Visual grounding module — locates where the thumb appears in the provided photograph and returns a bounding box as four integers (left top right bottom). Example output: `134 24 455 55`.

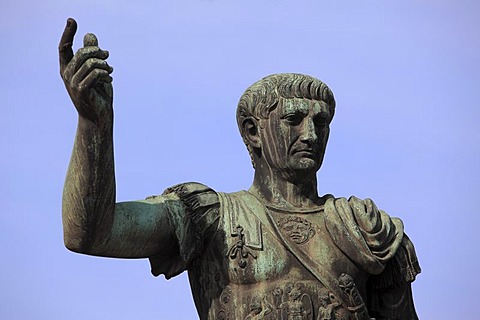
83 33 98 47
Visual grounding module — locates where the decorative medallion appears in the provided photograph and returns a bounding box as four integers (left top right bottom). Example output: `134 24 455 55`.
277 216 315 244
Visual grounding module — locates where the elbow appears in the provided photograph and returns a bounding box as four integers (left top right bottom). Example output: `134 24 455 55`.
62 208 93 254
62 224 94 254
63 233 87 254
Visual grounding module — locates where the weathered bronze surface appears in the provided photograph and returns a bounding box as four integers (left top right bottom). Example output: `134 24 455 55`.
59 18 420 320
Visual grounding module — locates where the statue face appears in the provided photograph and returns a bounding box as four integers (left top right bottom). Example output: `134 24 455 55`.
258 98 331 180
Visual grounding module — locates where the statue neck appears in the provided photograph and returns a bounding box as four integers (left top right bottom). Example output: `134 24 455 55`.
249 167 322 210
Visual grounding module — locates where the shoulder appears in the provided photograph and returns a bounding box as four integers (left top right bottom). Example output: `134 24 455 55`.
324 195 405 272
149 182 221 276
325 195 381 213
163 181 218 198
162 182 220 211
160 182 220 234
325 195 420 282
325 195 404 231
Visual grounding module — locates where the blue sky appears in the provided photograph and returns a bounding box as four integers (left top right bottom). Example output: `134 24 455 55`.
1 0 479 319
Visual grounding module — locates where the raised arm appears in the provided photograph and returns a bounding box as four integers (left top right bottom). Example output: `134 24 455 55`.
60 18 175 258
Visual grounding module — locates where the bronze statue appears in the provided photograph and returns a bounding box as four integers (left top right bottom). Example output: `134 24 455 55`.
59 18 420 319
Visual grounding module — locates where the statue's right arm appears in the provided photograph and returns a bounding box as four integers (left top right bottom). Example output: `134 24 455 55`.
59 18 176 259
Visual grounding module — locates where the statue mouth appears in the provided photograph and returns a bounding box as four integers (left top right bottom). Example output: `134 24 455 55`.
292 149 317 158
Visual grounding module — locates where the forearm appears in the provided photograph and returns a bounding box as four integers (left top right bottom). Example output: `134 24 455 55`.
62 114 116 254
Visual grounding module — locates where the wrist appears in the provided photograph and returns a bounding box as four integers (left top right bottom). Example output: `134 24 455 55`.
77 111 113 135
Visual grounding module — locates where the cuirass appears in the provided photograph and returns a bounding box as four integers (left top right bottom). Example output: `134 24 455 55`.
187 191 371 320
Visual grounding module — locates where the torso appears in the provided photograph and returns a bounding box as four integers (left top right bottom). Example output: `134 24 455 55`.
188 191 371 320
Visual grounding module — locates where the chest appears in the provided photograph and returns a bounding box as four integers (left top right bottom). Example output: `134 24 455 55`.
219 209 365 286
188 191 381 319
189 207 370 320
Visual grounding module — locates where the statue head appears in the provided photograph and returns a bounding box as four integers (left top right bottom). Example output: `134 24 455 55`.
236 73 336 176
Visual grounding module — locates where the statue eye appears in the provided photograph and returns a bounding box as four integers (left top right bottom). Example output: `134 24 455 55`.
314 115 328 127
283 113 303 125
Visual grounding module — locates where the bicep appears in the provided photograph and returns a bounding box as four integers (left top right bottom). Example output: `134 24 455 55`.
92 194 182 258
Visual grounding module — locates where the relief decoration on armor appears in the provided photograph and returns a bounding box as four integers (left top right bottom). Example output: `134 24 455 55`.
338 273 370 320
245 295 275 320
216 279 369 320
317 291 342 320
217 285 232 320
277 216 316 244
226 225 258 269
252 282 315 320
280 282 314 320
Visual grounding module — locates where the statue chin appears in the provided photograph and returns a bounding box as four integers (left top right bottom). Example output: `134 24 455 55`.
289 156 322 174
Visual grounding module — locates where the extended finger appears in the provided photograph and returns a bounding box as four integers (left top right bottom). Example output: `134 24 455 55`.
59 18 78 72
72 58 113 84
64 46 109 81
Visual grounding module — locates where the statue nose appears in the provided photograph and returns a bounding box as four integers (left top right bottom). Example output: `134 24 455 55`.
300 118 317 142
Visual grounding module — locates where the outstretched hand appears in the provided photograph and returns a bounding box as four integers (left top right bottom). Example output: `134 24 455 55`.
59 18 114 123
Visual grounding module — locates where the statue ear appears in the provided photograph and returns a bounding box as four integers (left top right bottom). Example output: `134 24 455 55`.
242 117 261 149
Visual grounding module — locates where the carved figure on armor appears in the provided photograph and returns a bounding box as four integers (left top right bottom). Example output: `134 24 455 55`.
317 291 341 320
244 295 274 320
279 283 313 320
337 274 369 320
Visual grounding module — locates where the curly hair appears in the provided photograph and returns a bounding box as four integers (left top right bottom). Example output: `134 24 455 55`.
236 73 336 167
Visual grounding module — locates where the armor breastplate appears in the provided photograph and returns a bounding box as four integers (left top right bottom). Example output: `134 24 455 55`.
188 191 371 320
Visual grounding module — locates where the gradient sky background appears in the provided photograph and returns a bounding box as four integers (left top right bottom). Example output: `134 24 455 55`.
1 0 479 319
